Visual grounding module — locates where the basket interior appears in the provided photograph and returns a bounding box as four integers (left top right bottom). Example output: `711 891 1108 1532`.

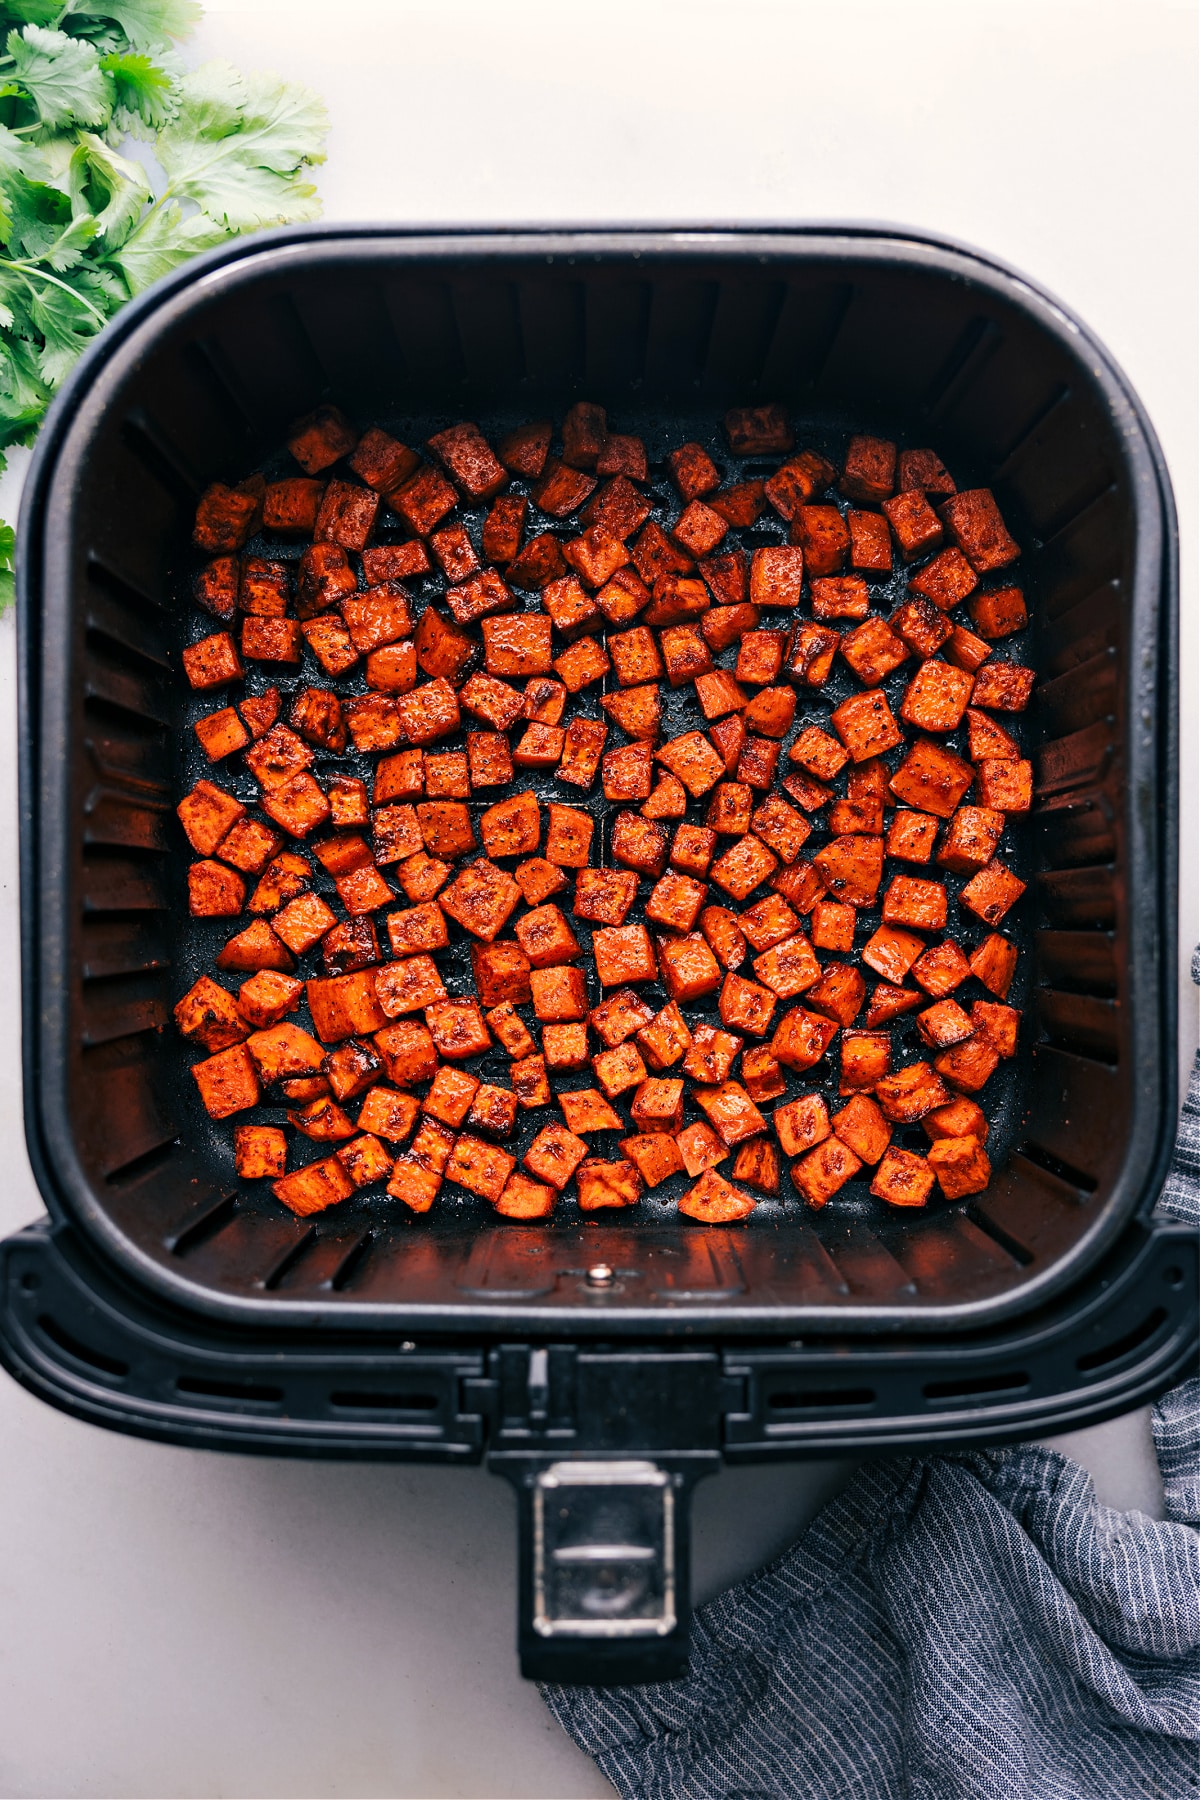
26 232 1172 1332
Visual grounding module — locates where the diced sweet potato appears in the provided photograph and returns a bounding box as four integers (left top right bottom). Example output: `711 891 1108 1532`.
971 662 1036 714
422 1065 481 1128
970 933 1019 1000
530 965 589 1022
889 739 974 818
946 626 995 675
937 805 1006 875
939 488 1019 573
574 1159 644 1211
926 1134 992 1198
192 482 261 555
792 1136 862 1209
676 1119 729 1177
874 1061 949 1122
372 803 427 867
416 800 475 860
609 625 663 690
740 1045 787 1103
615 1132 681 1189
182 631 243 691
735 631 786 688
739 893 800 953
539 1024 588 1072
187 859 245 918
314 479 379 553
897 449 956 497
337 1134 395 1189
839 435 895 506
557 717 608 789
673 500 728 561
917 999 976 1050
191 1042 261 1119
862 982 922 1027
810 900 856 953
373 955 448 1018
847 509 892 573
248 850 312 916
373 1019 439 1086
444 1133 515 1202
752 932 821 1001
710 834 778 903
723 402 793 456
790 505 849 576
678 1167 757 1223
882 489 942 561
263 478 326 538
749 545 805 609
959 860 1026 926
174 975 248 1052
830 691 903 763
884 810 937 866
464 730 513 791
805 963 866 1028
748 793 810 864
934 1034 1002 1094
595 435 648 480
695 671 748 724
643 774 688 821
322 918 381 979
589 922 657 991
899 660 975 734
372 754 423 808
719 971 777 1036
861 925 926 984
838 617 907 689
974 759 1033 815
707 782 752 838
831 1093 891 1165
216 921 294 974
742 688 797 741
881 874 947 932
698 906 746 973
324 1038 386 1103
871 1147 936 1207
573 868 639 926
912 939 973 999
383 902 451 961
907 545 978 611
969 585 1027 640
966 709 1021 762
839 1031 892 1093
709 714 748 776
557 1089 622 1137
603 741 655 804
234 1124 287 1181
610 811 668 879
422 755 471 801
498 419 552 479
439 859 521 942
307 971 389 1042
774 1092 832 1158
814 835 884 906
890 596 953 664
194 706 250 764
485 1004 537 1060
642 870 705 934
923 1096 989 1143
514 857 568 906
645 575 710 630
275 1156 355 1217
273 891 338 954
238 688 282 741
770 1005 838 1073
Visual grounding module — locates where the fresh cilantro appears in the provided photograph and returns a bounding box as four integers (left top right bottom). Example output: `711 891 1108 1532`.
0 0 329 610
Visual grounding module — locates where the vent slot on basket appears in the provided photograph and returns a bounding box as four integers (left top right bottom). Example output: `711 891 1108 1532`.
176 1375 284 1407
923 1370 1029 1402
37 1313 129 1380
1076 1308 1168 1374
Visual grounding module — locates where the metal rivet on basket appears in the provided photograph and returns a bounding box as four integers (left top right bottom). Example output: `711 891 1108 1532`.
586 1263 616 1288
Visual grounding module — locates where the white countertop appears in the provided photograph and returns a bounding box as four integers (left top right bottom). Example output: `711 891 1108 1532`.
0 3 1193 1794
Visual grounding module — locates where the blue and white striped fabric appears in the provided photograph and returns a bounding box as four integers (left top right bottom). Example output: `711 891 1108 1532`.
543 1061 1200 1800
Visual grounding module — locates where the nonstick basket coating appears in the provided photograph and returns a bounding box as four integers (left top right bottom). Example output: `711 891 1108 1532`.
17 227 1178 1337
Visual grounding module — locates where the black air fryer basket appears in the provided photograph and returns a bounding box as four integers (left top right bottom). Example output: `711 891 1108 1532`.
6 227 1193 1682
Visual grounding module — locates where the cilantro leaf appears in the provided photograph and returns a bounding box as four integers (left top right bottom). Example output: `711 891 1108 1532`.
0 518 15 613
6 25 112 130
68 0 204 51
68 133 150 244
156 60 326 229
103 194 229 295
100 48 178 134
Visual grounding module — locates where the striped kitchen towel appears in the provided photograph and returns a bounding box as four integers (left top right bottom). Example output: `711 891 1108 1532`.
542 1060 1200 1800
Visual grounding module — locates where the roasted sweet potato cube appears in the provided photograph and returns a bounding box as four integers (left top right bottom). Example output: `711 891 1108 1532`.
763 450 836 520
672 500 727 560
948 627 1001 676
831 1094 891 1166
306 971 389 1043
193 706 250 765
627 1079 683 1135
192 481 260 555
187 858 245 918
899 660 975 735
589 989 655 1051
912 939 973 999
643 774 688 821
774 1092 832 1158
645 572 711 627
694 671 749 725
464 731 513 792
606 626 661 691
602 684 662 742
699 905 747 972
840 435 895 506
970 999 1019 1057
573 869 638 927
923 1096 989 1143
889 740 974 819
936 805 1005 876
314 479 379 553
926 1134 992 1198
698 557 751 614
182 630 242 692
917 999 975 1050
882 810 936 867
603 815 662 884
558 401 607 472
285 404 356 476
489 1171 554 1218
270 891 336 954
367 1023 433 1091
722 1139 776 1200
806 578 867 628
862 982 922 1027
862 924 927 985
881 875 947 933
482 1004 535 1062
710 834 778 902
747 794 809 865
959 860 1026 926
968 584 1028 640
739 893 801 953
510 862 565 912
662 440 716 502
805 963 866 1029
476 612 551 681
514 903 581 970
498 419 552 479
735 1046 783 1105
833 618 905 689
742 688 797 741
321 918 379 980
384 1152 442 1212
531 458 598 518
809 900 856 954
889 595 953 662
341 585 413 658
425 421 507 503
830 691 903 764
563 526 632 590
745 545 803 611
174 975 248 1052
676 1120 728 1177
939 488 1019 573
636 1002 693 1072
592 924 658 990
722 402 792 456
655 933 720 1003
422 1065 481 1129
382 902 449 960
644 871 707 935
650 736 722 807
413 802 474 864
523 1121 588 1192
557 718 608 789
446 1133 517 1202
216 921 294 974
869 1147 935 1208
342 428 417 496
530 965 589 1022
589 1041 645 1101
322 1037 387 1104
970 933 1018 1000
538 1024 587 1073
838 1031 891 1094
247 850 311 916
664 827 713 883
828 792 883 837
366 804 421 870
508 533 568 597
966 710 1021 763
718 972 777 1037
232 1124 287 1182
602 742 654 805
882 488 942 561
788 506 848 577
677 1167 756 1223
971 663 1036 715
261 476 325 541
421 755 470 803
274 1155 355 1217
846 509 892 573
287 687 346 755
752 932 821 1001
238 688 282 741
191 1042 261 1120
245 1023 327 1087
387 463 458 538
595 434 648 481
770 1005 838 1073
334 1133 394 1189
583 472 652 541
908 545 978 611
708 714 748 776
792 1137 861 1209
613 1132 680 1190
973 761 1033 819
706 782 752 838
439 858 521 943
874 1061 949 1122
935 1036 1000 1087
814 835 884 906
539 574 597 642
733 631 784 689
896 449 955 497
559 1090 624 1136
420 997 490 1064
705 481 764 531
372 954 448 1018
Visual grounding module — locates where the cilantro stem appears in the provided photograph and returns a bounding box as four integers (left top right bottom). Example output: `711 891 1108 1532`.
0 258 108 324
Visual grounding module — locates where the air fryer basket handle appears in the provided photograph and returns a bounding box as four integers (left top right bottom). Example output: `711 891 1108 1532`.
489 1453 717 1684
